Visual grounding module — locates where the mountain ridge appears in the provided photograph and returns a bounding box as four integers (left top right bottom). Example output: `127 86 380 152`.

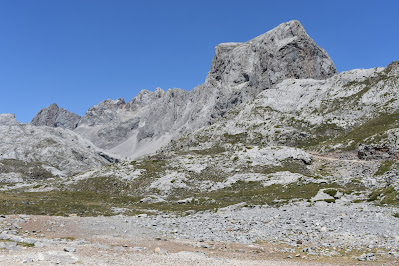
30 20 337 159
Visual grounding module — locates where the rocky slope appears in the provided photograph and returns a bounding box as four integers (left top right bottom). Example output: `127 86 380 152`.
20 58 395 217
0 114 114 182
169 60 399 153
32 20 337 159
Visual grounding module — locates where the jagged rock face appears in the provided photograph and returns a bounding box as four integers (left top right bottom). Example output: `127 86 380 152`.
78 99 126 127
0 114 19 126
31 103 81 130
77 89 166 128
205 20 337 90
126 88 165 111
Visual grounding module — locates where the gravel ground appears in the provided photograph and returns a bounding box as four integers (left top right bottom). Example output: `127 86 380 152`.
0 201 398 264
137 201 399 247
0 214 326 265
134 201 399 261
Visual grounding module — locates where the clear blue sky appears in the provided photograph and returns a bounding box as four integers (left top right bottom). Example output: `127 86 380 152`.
1 0 398 122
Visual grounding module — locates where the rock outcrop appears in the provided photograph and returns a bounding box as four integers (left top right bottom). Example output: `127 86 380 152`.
205 20 336 90
0 114 19 126
31 103 81 130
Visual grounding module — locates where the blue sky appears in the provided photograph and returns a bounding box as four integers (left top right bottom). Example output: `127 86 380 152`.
1 0 398 123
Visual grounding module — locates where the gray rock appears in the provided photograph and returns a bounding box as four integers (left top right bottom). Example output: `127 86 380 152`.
34 242 46 248
358 144 392 160
64 246 76 252
5 241 19 250
357 253 376 261
31 103 81 130
177 198 192 204
21 238 36 245
38 251 79 263
130 246 147 252
0 114 19 126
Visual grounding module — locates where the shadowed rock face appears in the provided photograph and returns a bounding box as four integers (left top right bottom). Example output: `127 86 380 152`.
31 20 337 159
31 103 81 130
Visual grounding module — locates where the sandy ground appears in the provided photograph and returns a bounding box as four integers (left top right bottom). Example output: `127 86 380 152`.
0 215 394 265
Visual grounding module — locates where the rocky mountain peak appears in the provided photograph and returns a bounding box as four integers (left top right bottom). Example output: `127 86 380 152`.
31 103 81 130
386 60 399 75
77 98 126 127
256 20 307 41
126 88 165 111
205 20 337 92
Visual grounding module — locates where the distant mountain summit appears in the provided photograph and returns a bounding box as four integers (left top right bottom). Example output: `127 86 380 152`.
30 20 336 159
31 103 81 130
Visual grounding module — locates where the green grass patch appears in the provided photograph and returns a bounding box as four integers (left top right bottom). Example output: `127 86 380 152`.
69 176 130 195
375 160 396 176
326 113 399 151
0 159 55 180
0 191 142 217
367 186 399 205
323 189 338 197
132 158 166 176
286 120 344 149
60 237 76 241
191 145 226 155
17 242 34 248
223 132 248 144
199 181 359 207
253 159 312 176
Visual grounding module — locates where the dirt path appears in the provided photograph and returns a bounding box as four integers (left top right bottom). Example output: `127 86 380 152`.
309 152 368 164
